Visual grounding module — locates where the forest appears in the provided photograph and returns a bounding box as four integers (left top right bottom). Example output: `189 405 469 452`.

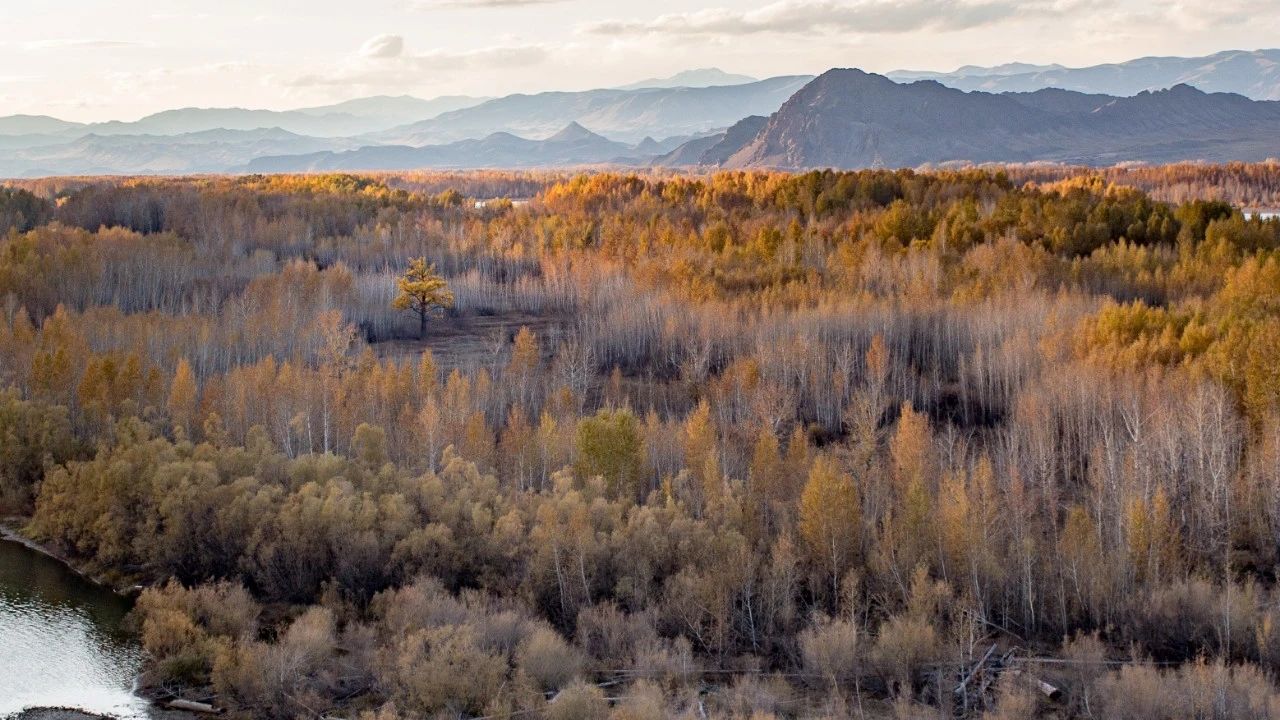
2 163 1280 719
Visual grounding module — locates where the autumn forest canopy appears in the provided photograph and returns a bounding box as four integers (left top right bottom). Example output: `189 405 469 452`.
4 164 1280 719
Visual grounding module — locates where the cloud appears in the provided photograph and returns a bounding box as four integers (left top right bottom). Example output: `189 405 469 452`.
360 34 405 58
286 40 550 89
580 0 1083 37
402 44 549 72
407 0 566 8
101 62 262 97
23 38 147 50
149 12 211 21
1166 0 1277 28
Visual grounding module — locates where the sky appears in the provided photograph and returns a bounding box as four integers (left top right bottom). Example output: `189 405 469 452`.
1 0 1277 122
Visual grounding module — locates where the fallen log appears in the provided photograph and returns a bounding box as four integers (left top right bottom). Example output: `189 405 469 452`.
167 699 224 715
954 643 998 695
1006 669 1063 701
1032 675 1063 700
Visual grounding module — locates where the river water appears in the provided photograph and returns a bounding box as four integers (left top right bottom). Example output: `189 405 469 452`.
0 537 150 719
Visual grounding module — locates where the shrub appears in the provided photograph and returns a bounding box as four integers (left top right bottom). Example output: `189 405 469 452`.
133 580 260 685
609 680 668 720
630 636 698 689
1130 578 1259 662
1096 660 1280 720
799 614 862 688
518 624 585 691
383 624 508 715
576 603 658 667
547 680 609 720
872 614 938 695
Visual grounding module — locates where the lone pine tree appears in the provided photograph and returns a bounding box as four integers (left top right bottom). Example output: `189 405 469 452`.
392 257 454 339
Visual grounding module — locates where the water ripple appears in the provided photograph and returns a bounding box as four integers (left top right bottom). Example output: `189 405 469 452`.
0 539 150 719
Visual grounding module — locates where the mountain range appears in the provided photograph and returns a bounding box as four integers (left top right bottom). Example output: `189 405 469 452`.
367 75 812 145
244 122 640 173
618 68 759 91
704 70 1280 169
888 49 1280 101
2 52 1280 176
0 73 805 176
0 129 365 177
0 96 490 146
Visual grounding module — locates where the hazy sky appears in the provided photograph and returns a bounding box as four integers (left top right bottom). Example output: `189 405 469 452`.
2 0 1276 122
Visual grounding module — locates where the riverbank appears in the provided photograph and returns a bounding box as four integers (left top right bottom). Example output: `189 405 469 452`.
5 706 199 720
0 524 195 720
8 708 117 720
0 519 141 597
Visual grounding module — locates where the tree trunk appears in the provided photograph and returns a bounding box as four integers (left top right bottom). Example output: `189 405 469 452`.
418 308 427 339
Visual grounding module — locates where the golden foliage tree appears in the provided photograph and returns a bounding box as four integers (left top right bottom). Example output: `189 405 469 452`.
683 399 720 511
167 357 198 438
391 257 454 339
575 407 643 500
799 455 860 603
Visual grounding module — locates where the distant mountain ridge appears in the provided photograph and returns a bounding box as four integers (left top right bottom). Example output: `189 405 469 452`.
0 128 364 177
243 122 636 173
618 68 759 90
889 49 1280 100
0 76 802 147
0 115 85 136
690 69 1280 169
292 95 486 123
0 96 489 142
0 76 811 176
369 75 814 145
4 52 1280 177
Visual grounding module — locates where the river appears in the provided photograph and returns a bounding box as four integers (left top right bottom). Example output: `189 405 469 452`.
0 536 150 719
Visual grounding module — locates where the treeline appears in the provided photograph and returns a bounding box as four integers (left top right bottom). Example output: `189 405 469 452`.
1005 161 1280 208
3 168 1280 718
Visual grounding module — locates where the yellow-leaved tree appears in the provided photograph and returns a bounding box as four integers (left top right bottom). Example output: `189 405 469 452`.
575 407 643 501
392 258 454 339
166 357 198 439
799 455 860 605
